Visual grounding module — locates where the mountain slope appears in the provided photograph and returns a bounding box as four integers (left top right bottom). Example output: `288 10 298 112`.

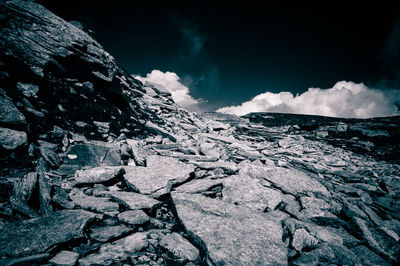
0 1 399 265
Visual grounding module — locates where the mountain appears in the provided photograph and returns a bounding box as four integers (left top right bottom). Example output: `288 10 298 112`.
0 1 399 265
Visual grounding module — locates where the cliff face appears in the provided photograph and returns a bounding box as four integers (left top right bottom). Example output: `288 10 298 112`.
0 0 183 176
0 1 399 265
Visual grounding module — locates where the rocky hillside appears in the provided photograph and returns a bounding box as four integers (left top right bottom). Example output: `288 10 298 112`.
0 1 399 265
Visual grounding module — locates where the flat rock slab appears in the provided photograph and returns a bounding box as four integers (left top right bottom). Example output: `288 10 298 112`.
69 189 119 213
190 160 237 174
173 177 222 194
74 166 125 186
222 174 283 211
101 191 161 210
240 162 329 196
90 225 132 242
118 210 150 226
0 210 96 257
79 232 148 265
63 143 121 168
123 155 194 196
172 193 287 265
49 250 80 266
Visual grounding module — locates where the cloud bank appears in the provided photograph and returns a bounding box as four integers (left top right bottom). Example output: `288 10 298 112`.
135 70 203 112
217 81 400 118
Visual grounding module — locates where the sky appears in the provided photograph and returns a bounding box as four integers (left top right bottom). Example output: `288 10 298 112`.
40 0 400 117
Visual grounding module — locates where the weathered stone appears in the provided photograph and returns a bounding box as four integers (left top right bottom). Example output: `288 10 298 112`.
39 147 61 168
16 82 39 97
12 172 37 202
199 142 221 158
0 95 25 125
0 210 96 257
353 216 400 262
49 250 80 266
52 186 75 209
190 160 237 174
0 128 27 150
172 193 287 265
38 172 52 216
160 233 200 263
74 166 125 186
350 245 390 266
9 196 39 218
78 232 148 265
69 189 119 213
118 210 150 225
291 243 358 265
222 174 283 211
240 161 329 196
63 143 121 168
123 155 194 196
291 228 319 252
173 178 222 194
90 225 132 242
145 121 176 142
100 191 161 210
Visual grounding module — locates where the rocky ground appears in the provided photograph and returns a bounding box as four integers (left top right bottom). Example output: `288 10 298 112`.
0 1 399 265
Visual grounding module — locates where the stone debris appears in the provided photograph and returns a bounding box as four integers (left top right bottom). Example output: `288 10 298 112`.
0 1 399 265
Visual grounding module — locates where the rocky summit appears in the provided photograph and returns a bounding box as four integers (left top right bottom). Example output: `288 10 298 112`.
0 1 399 265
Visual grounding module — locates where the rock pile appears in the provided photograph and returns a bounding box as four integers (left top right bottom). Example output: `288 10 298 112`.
0 1 399 265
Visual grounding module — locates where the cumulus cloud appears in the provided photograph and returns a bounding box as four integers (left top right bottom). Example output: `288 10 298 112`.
135 70 203 112
217 81 400 118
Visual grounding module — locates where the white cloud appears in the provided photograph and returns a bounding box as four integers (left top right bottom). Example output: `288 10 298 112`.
135 70 202 112
217 81 400 118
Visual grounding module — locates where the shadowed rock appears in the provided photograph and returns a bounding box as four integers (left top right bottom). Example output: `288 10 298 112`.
0 210 96 257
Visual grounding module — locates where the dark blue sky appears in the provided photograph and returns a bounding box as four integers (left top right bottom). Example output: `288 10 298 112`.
40 0 400 110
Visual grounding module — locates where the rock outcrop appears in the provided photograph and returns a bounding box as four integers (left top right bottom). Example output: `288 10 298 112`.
0 1 399 265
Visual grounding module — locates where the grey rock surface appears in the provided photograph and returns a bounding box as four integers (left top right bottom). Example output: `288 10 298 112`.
0 210 96 257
